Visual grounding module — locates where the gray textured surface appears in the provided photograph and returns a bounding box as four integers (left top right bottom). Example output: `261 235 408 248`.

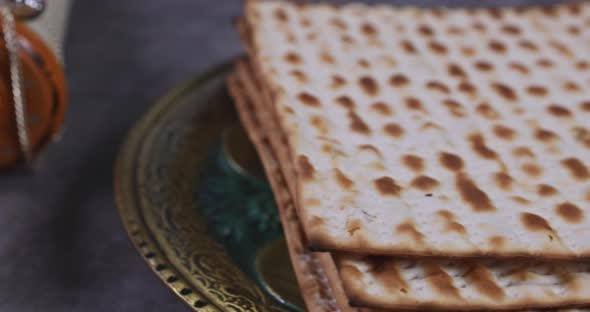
0 0 565 311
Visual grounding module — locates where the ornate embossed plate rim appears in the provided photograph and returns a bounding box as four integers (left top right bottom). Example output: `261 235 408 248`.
114 62 287 312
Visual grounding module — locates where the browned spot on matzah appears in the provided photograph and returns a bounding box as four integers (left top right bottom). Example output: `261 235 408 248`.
502 24 521 35
447 26 464 35
358 59 370 68
537 184 558 196
274 8 288 21
494 172 513 190
286 32 296 43
359 144 382 157
513 146 535 158
522 163 543 177
537 58 554 68
305 197 321 207
542 6 558 16
396 222 424 243
489 235 506 248
400 40 417 54
348 111 371 135
361 22 377 36
577 61 590 71
411 175 439 191
463 264 505 300
586 189 590 202
389 74 409 87
284 106 295 115
368 257 409 292
429 40 447 54
458 81 477 95
568 3 582 14
335 95 355 109
468 133 497 159
446 221 467 234
477 103 500 120
405 97 425 111
491 83 518 101
420 122 443 131
310 115 328 135
321 144 333 154
310 216 326 226
489 40 507 53
284 52 302 64
384 123 404 138
487 8 503 19
403 155 424 173
289 70 307 83
331 75 346 89
509 62 529 74
418 24 434 36
300 17 311 27
437 210 455 219
521 212 552 231
346 218 363 236
472 22 486 32
512 196 531 205
341 35 355 44
430 8 445 18
550 41 573 57
556 202 584 224
579 101 590 112
526 85 548 96
331 18 347 30
305 32 317 41
456 173 495 212
563 81 581 93
461 46 475 57
568 25 581 35
439 152 464 172
519 40 538 51
371 102 392 116
359 76 379 96
425 264 461 299
320 52 335 65
475 61 494 72
447 63 467 78
561 157 590 180
334 169 354 190
535 128 559 142
426 81 450 94
297 155 315 180
493 125 517 140
547 105 572 117
374 177 402 196
443 99 466 118
298 92 320 107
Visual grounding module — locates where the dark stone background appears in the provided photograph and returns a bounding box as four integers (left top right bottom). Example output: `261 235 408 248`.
0 0 563 311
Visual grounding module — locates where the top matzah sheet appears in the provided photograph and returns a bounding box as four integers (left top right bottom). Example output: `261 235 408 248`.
230 59 590 312
244 0 590 258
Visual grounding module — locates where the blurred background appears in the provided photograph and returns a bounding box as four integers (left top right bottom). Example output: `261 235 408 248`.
0 0 564 311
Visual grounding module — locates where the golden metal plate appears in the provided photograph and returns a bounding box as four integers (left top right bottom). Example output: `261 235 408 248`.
115 63 303 311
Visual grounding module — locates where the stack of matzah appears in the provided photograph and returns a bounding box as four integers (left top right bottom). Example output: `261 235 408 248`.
227 1 590 311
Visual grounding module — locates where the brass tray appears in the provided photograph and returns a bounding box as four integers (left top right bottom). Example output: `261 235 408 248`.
115 62 304 312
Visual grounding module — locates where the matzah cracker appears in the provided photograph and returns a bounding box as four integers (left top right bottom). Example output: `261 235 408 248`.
230 58 590 312
244 0 590 258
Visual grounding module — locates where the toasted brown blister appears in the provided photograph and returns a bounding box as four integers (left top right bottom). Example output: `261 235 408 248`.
242 0 590 258
230 57 590 312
